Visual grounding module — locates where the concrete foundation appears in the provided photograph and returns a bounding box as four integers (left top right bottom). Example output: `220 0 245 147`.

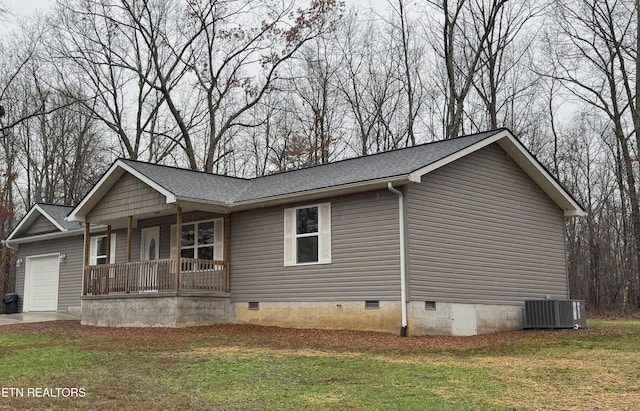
80 296 522 335
81 294 232 327
408 301 522 336
234 301 402 333
67 306 81 317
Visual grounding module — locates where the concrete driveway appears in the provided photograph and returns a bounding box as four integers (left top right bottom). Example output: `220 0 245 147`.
0 312 80 326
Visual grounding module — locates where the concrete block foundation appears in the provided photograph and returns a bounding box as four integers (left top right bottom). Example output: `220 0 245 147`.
81 294 232 327
80 296 523 336
234 301 402 333
408 301 522 336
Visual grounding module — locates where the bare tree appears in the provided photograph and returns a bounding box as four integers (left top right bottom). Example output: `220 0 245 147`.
425 0 509 138
471 0 543 132
543 0 640 310
386 0 425 146
334 7 409 155
183 0 342 172
52 0 181 162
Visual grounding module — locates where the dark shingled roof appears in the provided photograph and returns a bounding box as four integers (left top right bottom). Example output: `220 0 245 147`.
119 129 503 204
120 160 251 205
236 130 500 202
37 203 82 231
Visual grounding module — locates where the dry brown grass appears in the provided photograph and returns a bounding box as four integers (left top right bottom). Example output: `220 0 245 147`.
1 319 638 410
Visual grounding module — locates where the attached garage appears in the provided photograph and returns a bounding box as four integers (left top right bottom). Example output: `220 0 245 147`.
24 254 60 312
5 204 86 315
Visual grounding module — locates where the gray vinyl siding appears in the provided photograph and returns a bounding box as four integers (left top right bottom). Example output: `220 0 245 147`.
230 189 400 302
23 215 59 236
406 143 568 306
15 234 84 313
87 173 171 222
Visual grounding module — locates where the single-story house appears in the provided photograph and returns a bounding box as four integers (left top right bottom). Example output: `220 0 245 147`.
4 129 586 335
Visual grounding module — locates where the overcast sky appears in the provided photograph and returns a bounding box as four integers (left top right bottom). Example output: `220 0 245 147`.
1 0 392 36
6 0 388 17
5 0 55 17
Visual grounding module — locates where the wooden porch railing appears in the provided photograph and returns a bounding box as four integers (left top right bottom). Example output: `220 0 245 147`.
83 258 229 295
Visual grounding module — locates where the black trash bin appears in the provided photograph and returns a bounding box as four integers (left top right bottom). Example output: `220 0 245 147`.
2 293 19 314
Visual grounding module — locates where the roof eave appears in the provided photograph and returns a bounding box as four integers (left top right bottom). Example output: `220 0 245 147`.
4 229 83 244
494 133 587 218
5 204 67 241
229 176 412 211
176 197 232 214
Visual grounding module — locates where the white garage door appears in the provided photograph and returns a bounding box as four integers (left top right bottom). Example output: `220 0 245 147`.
25 255 60 312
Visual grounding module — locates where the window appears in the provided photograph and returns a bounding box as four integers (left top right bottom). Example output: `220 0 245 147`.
284 203 331 266
171 219 223 261
89 234 116 265
296 207 318 263
365 300 380 309
181 221 214 260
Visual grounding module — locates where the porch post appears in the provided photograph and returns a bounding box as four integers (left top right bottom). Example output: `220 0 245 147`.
84 223 90 267
127 216 133 262
175 206 182 291
83 222 90 295
105 225 111 293
224 214 231 293
126 216 132 293
106 225 112 265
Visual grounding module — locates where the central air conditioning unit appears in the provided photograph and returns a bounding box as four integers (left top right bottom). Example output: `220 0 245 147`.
523 299 586 329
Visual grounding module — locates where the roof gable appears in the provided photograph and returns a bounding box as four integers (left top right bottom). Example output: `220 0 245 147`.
6 203 81 241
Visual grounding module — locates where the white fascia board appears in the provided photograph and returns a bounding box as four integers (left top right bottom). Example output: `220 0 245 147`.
175 198 231 214
67 160 177 222
408 130 508 181
229 176 411 211
496 134 587 217
6 206 43 241
3 229 83 244
4 224 111 245
66 161 124 222
5 204 66 241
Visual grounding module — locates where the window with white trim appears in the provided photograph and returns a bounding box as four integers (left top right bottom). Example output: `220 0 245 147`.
171 219 223 261
284 203 331 266
89 234 116 265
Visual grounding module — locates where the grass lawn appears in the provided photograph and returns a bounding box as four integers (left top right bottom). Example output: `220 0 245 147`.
0 319 639 410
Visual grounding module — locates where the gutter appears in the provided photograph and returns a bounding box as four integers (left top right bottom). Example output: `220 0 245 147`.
2 240 18 251
387 182 408 337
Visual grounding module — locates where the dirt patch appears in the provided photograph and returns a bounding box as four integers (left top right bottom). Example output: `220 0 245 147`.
0 320 632 352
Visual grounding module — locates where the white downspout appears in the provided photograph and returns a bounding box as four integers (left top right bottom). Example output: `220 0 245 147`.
387 182 408 337
2 240 18 251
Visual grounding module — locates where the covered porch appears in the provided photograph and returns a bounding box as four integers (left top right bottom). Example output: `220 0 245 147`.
66 160 236 327
81 207 231 296
79 205 233 327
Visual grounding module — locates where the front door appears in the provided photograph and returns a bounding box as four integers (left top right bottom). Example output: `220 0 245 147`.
140 227 160 291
